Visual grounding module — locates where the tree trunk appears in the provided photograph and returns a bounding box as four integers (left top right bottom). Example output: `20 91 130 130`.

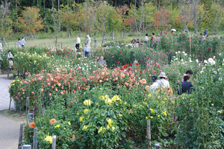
102 14 106 44
58 0 60 10
193 0 198 34
112 32 114 40
15 0 18 32
2 37 8 47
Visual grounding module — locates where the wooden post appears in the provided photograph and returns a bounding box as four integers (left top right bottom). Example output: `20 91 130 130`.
26 97 29 112
33 128 38 149
7 62 9 79
61 43 63 49
27 113 34 122
9 96 12 111
18 123 24 148
147 119 151 149
23 145 31 149
52 135 56 149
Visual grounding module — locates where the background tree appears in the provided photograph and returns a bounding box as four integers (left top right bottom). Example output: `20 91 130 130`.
60 4 82 37
51 8 61 49
179 0 193 32
0 1 12 47
154 8 170 33
130 0 145 42
116 5 135 37
18 7 43 38
208 1 224 34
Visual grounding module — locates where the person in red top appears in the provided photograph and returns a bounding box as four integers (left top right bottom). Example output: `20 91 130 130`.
151 33 155 41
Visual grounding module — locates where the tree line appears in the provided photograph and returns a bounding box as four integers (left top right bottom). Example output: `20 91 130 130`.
0 0 224 45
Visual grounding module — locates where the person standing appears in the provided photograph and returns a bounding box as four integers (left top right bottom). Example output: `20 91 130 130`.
157 72 170 88
76 36 80 50
83 43 90 58
21 37 26 47
181 75 194 94
204 28 207 36
87 35 91 48
151 33 155 41
18 38 22 49
150 76 159 93
182 70 194 83
144 34 149 43
8 50 14 69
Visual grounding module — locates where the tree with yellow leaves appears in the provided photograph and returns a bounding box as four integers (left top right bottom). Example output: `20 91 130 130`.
19 7 43 38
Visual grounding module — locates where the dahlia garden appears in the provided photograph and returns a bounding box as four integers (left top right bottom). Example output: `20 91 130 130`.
2 33 224 148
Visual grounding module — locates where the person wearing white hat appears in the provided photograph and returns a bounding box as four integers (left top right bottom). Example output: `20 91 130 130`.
157 72 170 88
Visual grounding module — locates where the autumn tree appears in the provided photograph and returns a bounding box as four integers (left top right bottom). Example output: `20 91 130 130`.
154 8 170 33
0 0 12 47
82 2 96 34
96 1 122 43
116 5 135 37
60 3 83 37
19 7 43 38
142 2 156 32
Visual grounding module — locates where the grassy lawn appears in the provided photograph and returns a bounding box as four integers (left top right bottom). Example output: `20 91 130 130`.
4 31 223 49
4 32 136 49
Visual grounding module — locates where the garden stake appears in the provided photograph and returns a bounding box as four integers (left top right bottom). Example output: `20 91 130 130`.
33 128 38 149
22 145 31 149
52 135 56 149
147 119 151 149
18 123 24 148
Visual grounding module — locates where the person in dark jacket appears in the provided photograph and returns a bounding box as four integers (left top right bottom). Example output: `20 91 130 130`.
181 75 194 94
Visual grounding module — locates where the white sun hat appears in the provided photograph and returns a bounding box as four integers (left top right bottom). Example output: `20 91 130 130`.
171 29 176 32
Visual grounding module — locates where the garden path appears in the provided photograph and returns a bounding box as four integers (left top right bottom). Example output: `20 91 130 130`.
0 76 14 110
0 76 19 149
0 115 20 149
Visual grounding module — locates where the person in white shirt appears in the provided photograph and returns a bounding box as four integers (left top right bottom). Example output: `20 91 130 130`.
18 38 22 49
76 36 80 50
157 72 170 88
21 37 26 47
144 34 149 43
150 76 159 93
87 35 91 48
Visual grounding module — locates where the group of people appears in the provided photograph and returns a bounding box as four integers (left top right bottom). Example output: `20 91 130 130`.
149 70 194 94
75 35 91 58
17 37 26 48
144 33 161 43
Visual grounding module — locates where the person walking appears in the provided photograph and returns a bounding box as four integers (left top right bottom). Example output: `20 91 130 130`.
87 35 91 48
157 72 170 88
182 70 194 83
8 50 14 69
150 76 159 93
83 43 90 58
21 37 26 47
144 34 149 43
17 38 22 49
204 28 207 36
76 36 81 50
181 75 194 94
